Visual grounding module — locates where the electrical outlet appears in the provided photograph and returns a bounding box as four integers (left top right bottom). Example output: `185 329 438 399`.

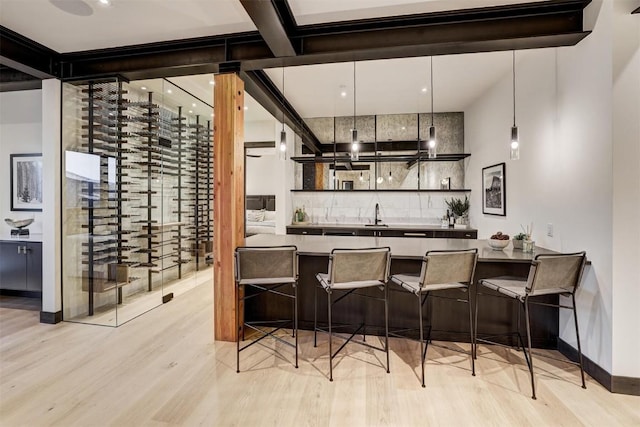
547 223 554 237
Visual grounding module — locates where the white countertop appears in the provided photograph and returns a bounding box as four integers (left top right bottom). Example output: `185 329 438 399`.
245 234 554 262
0 233 43 243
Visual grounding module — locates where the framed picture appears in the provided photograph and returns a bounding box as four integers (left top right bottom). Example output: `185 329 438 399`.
482 162 506 216
342 180 354 190
10 153 43 211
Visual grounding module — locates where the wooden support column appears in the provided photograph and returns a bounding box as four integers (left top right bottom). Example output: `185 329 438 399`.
213 73 245 342
315 163 324 190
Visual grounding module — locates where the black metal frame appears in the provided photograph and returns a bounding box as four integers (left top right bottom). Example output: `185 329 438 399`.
390 248 477 387
474 252 587 400
313 248 391 382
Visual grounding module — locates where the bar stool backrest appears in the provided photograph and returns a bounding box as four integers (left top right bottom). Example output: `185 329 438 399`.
329 247 391 285
526 252 586 296
235 245 298 284
420 249 478 287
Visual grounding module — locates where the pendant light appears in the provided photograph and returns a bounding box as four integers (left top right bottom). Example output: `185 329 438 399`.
279 67 287 160
428 56 437 159
359 171 364 181
351 62 359 161
510 51 520 160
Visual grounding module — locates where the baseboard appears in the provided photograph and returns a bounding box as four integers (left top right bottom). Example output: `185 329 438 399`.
40 310 62 324
0 289 41 298
558 338 640 396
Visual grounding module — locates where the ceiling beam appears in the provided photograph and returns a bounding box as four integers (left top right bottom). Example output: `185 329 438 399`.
303 141 432 155
54 0 591 80
0 26 57 79
241 69 322 154
239 0 296 57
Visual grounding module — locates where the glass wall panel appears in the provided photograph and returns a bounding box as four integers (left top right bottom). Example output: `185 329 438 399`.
62 76 214 326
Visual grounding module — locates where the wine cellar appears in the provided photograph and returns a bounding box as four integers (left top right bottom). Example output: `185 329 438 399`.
62 78 214 326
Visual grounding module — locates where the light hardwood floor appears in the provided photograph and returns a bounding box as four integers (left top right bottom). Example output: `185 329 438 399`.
1 282 638 427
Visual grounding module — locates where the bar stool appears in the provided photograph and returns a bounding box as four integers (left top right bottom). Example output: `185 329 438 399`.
235 245 298 373
390 248 478 387
475 251 587 399
314 247 391 381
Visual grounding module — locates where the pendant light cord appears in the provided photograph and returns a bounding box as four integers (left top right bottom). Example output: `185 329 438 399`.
512 50 516 127
430 56 434 126
282 66 285 132
353 61 356 129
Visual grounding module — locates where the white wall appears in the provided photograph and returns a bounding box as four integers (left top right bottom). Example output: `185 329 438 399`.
0 90 43 235
244 119 276 142
611 0 640 379
246 152 279 195
464 0 640 376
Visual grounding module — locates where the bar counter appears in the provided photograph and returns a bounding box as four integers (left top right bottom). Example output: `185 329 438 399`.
244 234 561 348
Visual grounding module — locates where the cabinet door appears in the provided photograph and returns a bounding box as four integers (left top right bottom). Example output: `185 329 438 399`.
26 243 43 292
0 242 27 290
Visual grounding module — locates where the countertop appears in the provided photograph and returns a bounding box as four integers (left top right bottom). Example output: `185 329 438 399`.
287 223 477 232
245 234 554 262
0 233 43 243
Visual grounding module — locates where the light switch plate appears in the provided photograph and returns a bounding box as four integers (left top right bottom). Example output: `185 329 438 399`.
547 223 554 237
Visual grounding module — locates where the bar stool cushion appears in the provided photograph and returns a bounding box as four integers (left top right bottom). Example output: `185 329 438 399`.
390 273 468 294
481 276 573 300
316 272 385 290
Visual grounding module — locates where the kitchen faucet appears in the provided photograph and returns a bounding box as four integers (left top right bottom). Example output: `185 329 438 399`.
374 203 382 225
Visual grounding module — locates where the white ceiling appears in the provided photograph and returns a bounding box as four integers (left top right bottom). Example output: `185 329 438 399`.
289 0 550 26
264 51 517 118
0 0 255 52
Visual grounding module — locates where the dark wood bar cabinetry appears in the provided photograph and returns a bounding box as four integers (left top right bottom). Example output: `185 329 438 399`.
0 238 42 293
287 224 477 239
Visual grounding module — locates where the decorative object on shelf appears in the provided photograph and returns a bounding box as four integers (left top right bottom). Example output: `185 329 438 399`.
488 231 510 250
10 153 43 212
350 62 359 161
4 217 34 237
510 50 520 160
512 232 527 250
440 177 451 190
446 195 470 228
294 206 307 224
279 67 287 160
482 162 506 216
428 56 437 159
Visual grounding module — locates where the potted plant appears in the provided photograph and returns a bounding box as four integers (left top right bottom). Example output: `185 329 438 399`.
512 232 527 250
446 196 470 228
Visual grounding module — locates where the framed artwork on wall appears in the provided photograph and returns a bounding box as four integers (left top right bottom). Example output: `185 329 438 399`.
10 153 43 211
482 162 506 216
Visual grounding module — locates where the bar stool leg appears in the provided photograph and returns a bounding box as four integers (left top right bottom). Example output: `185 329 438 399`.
474 289 480 360
572 293 586 389
385 284 390 374
418 293 425 388
524 298 537 400
314 285 318 348
236 283 241 373
328 291 333 382
467 288 475 376
295 282 299 369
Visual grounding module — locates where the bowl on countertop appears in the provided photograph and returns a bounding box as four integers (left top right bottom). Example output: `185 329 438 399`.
488 239 510 250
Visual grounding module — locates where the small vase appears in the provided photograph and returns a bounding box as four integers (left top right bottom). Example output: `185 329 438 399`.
523 239 535 253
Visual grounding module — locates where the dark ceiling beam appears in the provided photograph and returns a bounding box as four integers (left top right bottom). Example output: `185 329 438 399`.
241 69 322 154
0 66 42 91
239 0 296 57
303 141 430 155
632 6 640 14
56 0 591 80
0 26 58 78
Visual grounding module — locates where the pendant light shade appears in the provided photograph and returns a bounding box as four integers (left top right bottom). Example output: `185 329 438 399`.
351 62 359 161
510 51 520 160
279 67 287 160
428 57 437 159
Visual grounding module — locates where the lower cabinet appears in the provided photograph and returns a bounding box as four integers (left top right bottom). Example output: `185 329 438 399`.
0 241 42 292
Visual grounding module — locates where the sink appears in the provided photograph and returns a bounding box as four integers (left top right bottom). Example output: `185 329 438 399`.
364 224 388 227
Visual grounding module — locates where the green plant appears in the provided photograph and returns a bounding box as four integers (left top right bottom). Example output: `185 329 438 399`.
513 232 528 241
446 196 470 217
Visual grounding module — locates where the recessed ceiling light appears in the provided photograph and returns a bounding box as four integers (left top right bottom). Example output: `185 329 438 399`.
167 89 172 94
140 86 147 90
189 110 193 114
98 0 110 6
401 126 406 130
421 87 428 93
192 103 196 107
244 106 248 111
210 113 214 117
340 91 347 98
209 80 215 85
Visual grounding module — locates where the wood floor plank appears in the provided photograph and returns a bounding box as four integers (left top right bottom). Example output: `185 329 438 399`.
1 282 639 427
